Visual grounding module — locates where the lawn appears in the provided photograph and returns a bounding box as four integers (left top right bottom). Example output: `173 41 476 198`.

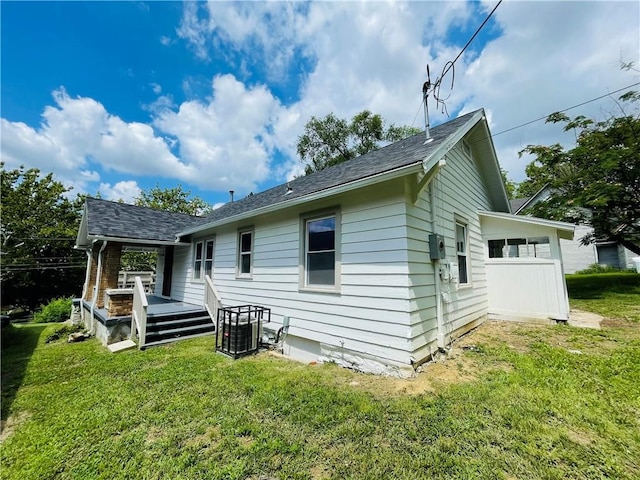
1 274 639 479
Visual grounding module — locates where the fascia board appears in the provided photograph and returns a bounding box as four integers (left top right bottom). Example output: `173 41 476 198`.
479 210 575 239
86 235 191 246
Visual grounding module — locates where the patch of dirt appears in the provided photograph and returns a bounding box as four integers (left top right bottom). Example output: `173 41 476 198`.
565 428 596 447
310 464 329 479
145 426 164 445
600 317 633 328
238 434 255 448
0 411 31 442
185 425 221 449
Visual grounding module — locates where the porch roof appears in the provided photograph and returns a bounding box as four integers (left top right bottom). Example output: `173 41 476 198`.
75 197 201 248
478 210 575 240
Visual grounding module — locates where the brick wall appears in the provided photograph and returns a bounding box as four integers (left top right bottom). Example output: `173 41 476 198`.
96 242 123 308
105 289 134 317
84 250 99 301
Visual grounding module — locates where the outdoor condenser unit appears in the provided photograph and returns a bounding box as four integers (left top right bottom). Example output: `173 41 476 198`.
429 234 446 260
216 305 271 359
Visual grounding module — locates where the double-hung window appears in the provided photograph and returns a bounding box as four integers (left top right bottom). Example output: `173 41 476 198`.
455 221 469 285
193 239 214 281
302 212 340 289
237 229 253 277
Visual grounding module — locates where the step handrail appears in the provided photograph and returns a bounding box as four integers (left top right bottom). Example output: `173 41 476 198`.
132 276 148 349
204 274 222 327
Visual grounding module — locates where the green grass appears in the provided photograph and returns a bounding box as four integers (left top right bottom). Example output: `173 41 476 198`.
1 275 639 479
567 272 640 322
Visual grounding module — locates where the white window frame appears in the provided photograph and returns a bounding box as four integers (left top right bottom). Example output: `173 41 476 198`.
455 220 470 285
236 228 254 278
487 236 551 259
192 238 215 281
299 209 341 293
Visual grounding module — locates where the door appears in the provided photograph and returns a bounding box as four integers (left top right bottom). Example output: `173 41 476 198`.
162 245 174 297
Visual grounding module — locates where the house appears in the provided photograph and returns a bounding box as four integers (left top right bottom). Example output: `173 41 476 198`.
511 187 636 273
75 109 575 376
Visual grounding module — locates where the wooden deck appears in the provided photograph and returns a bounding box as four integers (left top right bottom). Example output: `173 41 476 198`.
83 296 204 323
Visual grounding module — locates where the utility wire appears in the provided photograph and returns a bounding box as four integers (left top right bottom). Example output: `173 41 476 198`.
491 82 640 138
439 0 502 86
429 0 503 114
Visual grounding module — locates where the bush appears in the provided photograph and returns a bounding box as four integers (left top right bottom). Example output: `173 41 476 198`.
574 263 623 275
33 297 72 323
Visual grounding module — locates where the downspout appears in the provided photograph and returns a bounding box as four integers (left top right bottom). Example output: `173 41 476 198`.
80 243 94 322
430 180 446 350
89 240 108 335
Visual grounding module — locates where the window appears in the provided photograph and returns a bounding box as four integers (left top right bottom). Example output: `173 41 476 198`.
456 221 469 284
302 213 339 289
488 236 551 259
193 239 215 280
237 230 253 276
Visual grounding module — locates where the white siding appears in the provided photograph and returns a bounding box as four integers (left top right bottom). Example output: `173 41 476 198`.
560 225 598 273
170 180 414 366
407 141 493 362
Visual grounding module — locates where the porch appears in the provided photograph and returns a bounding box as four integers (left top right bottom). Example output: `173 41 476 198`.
81 294 215 348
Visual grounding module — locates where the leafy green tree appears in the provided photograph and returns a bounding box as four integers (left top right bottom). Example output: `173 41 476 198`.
120 184 212 272
518 92 640 254
1 165 85 311
297 110 421 174
500 168 517 200
136 184 211 215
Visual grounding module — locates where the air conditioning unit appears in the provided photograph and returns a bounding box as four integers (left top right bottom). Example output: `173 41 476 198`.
429 234 446 260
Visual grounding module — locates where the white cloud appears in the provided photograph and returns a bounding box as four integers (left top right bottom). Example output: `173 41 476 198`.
150 82 162 94
98 180 142 203
178 1 639 184
153 74 281 192
3 1 638 202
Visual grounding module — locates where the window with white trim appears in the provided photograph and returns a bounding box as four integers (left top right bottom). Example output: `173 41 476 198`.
193 238 214 280
237 229 253 276
303 213 338 288
455 221 469 284
488 236 551 259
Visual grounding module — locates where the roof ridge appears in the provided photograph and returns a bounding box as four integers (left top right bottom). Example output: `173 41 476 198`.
86 196 203 218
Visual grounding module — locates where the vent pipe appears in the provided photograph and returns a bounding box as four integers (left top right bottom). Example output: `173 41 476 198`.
229 190 234 202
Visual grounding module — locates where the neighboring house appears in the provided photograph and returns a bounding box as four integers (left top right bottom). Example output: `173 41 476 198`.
75 109 575 376
511 187 636 273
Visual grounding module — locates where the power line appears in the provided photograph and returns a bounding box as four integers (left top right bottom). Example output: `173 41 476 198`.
491 82 640 138
427 0 503 115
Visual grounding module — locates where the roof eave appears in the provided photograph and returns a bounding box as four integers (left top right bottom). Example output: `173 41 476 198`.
84 235 191 247
178 161 424 238
478 210 576 239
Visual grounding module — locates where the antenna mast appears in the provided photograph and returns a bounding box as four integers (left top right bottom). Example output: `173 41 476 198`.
423 65 433 143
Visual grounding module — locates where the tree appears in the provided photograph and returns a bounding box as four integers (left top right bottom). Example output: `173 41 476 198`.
120 184 212 272
518 92 640 254
500 168 517 200
1 164 85 311
136 184 211 216
297 110 421 174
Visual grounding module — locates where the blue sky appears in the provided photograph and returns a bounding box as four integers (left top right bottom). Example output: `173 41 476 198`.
2 1 639 208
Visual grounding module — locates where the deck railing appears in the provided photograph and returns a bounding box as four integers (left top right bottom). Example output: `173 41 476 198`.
131 276 148 349
204 274 222 327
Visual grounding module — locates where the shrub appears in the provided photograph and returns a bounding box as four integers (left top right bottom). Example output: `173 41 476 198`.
33 297 72 323
575 263 622 275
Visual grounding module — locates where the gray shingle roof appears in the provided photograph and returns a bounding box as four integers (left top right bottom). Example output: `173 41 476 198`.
510 197 532 214
84 197 202 242
81 109 482 243
195 109 480 228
